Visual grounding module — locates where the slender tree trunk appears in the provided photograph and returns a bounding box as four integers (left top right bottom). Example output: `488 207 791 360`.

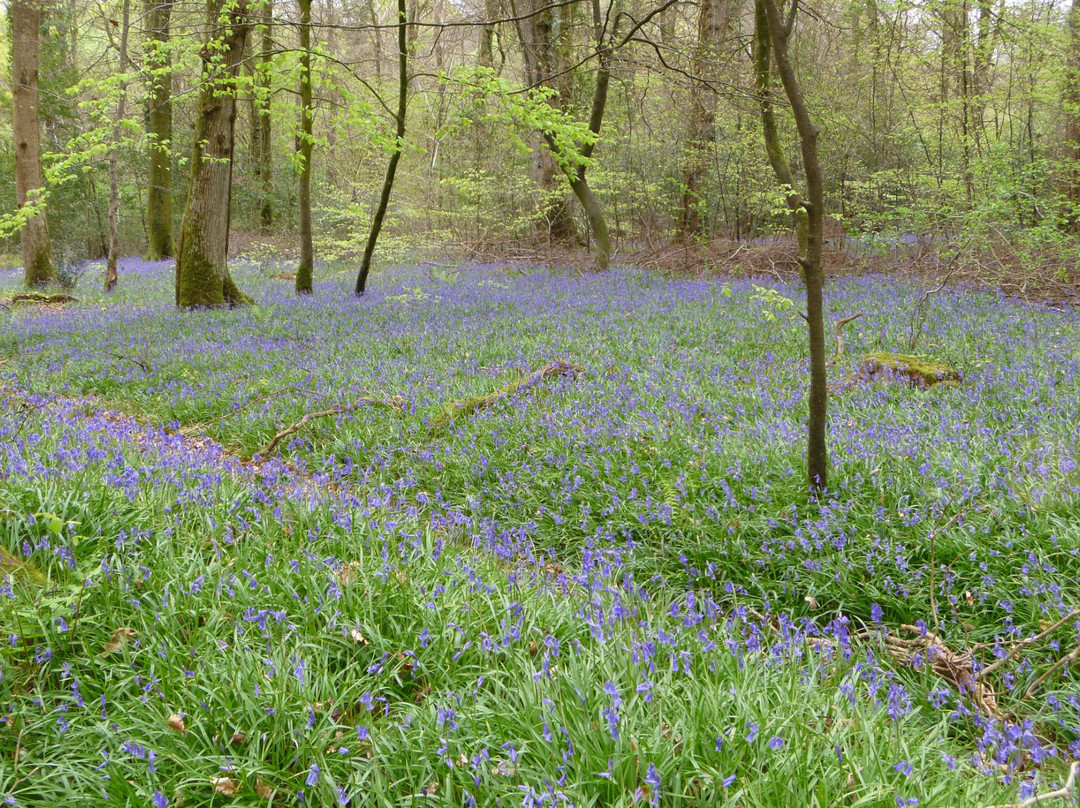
295 0 314 294
175 0 253 308
354 0 407 296
145 0 174 260
1066 0 1080 226
680 0 731 239
258 0 273 230
106 0 132 292
12 0 55 288
757 0 828 491
754 0 806 256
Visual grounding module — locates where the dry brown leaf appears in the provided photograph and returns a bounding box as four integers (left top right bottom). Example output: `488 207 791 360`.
166 714 186 733
254 778 274 800
101 627 137 657
229 732 247 746
423 781 439 796
350 628 368 645
210 777 239 796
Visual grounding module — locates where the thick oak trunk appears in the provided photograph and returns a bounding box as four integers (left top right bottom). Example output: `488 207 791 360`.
175 0 253 308
12 0 55 288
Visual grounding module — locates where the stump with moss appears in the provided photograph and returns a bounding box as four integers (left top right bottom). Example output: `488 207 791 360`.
862 352 961 388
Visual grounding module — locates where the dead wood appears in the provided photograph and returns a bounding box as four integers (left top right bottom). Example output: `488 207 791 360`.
260 395 407 457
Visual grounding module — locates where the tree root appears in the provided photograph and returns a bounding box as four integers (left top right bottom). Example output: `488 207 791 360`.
428 360 585 433
259 395 407 457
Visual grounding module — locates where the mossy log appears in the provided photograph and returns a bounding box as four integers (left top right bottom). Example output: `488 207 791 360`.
863 352 961 388
10 292 78 305
0 546 44 586
429 361 584 433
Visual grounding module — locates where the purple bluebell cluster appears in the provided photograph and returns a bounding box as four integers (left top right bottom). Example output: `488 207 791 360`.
0 261 1078 805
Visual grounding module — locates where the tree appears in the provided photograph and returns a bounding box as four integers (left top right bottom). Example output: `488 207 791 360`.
295 0 314 294
12 0 56 287
174 0 253 308
105 0 132 292
512 0 577 244
255 0 273 231
680 0 733 238
1066 0 1080 225
354 0 408 296
755 0 828 490
145 0 174 260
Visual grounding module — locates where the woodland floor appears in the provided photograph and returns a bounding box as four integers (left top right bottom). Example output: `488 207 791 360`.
0 259 1079 807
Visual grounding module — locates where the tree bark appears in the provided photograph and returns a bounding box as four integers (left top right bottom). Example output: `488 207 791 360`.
757 0 828 491
257 0 273 230
295 0 314 294
145 0 174 260
175 0 253 308
679 0 732 239
106 0 132 292
12 0 56 288
1066 0 1080 226
513 0 578 244
354 0 408 296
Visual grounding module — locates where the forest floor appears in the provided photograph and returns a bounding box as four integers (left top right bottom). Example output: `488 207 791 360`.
1 259 1079 807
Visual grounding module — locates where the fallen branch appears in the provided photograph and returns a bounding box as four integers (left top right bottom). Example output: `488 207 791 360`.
10 292 79 305
977 610 1080 680
985 761 1079 808
260 395 407 457
833 312 864 356
429 360 585 432
1024 642 1080 701
859 624 999 717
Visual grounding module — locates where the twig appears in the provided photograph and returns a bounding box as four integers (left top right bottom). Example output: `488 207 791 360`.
977 610 1080 680
260 396 407 457
833 312 864 356
984 761 1079 808
1024 642 1080 701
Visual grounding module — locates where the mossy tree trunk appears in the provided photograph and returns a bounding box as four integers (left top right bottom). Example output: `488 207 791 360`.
295 0 314 294
756 0 828 491
145 0 174 260
12 0 56 288
354 0 408 296
175 0 253 309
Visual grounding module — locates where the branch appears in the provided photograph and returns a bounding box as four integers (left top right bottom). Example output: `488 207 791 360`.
260 396 407 457
833 311 863 356
984 762 1079 808
1024 642 1080 701
976 610 1080 680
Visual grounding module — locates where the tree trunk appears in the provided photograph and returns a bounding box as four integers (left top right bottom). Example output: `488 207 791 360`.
758 0 828 491
106 0 132 292
1066 0 1080 225
513 0 578 244
258 0 273 231
12 0 55 288
295 0 314 294
175 0 253 308
754 0 806 256
145 0 174 260
680 0 731 239
354 0 408 296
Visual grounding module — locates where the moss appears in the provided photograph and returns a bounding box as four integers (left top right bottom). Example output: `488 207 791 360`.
0 546 45 587
429 361 584 434
863 352 961 388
